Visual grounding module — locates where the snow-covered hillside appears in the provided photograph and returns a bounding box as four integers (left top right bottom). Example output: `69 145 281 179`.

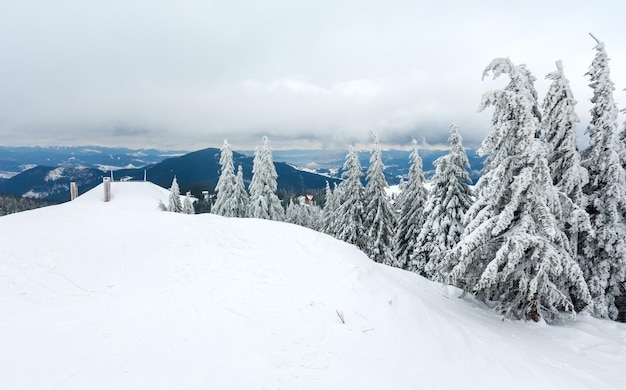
0 182 624 389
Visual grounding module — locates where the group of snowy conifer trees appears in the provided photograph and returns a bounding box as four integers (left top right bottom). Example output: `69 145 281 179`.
212 136 285 220
209 35 625 323
438 36 624 323
160 176 195 214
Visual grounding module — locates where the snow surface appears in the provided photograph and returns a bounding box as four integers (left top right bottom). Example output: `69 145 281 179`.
97 163 141 172
0 171 19 179
44 167 65 181
1 182 625 389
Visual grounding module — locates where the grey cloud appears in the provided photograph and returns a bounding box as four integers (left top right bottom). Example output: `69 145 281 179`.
0 1 624 150
110 126 153 137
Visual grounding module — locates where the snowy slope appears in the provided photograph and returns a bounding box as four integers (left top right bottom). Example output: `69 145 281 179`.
0 182 624 389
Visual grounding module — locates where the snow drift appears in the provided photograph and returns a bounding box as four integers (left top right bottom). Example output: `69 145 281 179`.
0 182 624 389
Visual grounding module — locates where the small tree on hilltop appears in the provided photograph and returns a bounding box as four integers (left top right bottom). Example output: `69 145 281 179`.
248 136 285 221
233 165 250 217
168 176 183 213
183 192 195 214
212 139 238 217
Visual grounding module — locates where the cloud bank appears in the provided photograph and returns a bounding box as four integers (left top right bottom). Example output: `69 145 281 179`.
0 0 624 150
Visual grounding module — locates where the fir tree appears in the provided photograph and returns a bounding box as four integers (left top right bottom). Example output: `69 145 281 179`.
322 181 340 234
540 61 592 275
287 197 322 230
182 192 195 214
302 204 322 231
541 61 588 206
363 133 397 265
618 108 626 169
326 146 366 249
248 136 285 221
412 124 473 280
447 58 590 323
579 35 626 320
168 176 183 213
286 198 297 223
393 139 428 269
212 139 239 217
233 165 249 218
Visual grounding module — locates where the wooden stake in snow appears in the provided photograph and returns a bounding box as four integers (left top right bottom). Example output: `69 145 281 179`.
103 177 111 202
70 182 78 201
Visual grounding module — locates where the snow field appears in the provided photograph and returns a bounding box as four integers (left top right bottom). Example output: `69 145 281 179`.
0 182 624 389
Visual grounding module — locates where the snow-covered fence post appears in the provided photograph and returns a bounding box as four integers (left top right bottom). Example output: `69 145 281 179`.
70 181 78 201
103 177 111 202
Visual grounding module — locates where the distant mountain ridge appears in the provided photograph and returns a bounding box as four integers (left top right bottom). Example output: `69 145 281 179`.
0 145 186 181
0 146 484 202
0 148 343 202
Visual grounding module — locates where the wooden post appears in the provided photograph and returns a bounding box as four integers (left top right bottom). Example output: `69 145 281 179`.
70 181 78 201
144 169 147 182
103 177 111 202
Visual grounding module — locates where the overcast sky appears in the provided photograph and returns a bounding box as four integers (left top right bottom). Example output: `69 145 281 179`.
0 0 624 151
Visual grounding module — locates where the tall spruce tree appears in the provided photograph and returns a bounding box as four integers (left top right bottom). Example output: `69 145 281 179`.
447 58 590 323
412 124 473 280
212 140 239 217
183 192 195 214
541 61 588 206
540 61 592 275
326 146 366 249
363 133 397 265
286 198 298 223
322 181 340 235
393 139 428 269
168 176 183 213
248 136 285 221
617 108 626 169
579 35 626 320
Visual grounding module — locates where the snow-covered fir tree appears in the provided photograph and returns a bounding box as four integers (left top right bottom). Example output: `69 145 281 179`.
233 165 250 218
579 36 626 320
212 140 239 217
183 192 195 214
393 139 428 269
620 114 626 169
248 136 285 221
326 146 366 250
447 58 590 323
363 133 397 265
322 181 340 234
167 176 183 213
286 198 322 230
541 61 588 206
540 60 592 273
302 204 322 231
412 124 473 280
286 198 297 223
